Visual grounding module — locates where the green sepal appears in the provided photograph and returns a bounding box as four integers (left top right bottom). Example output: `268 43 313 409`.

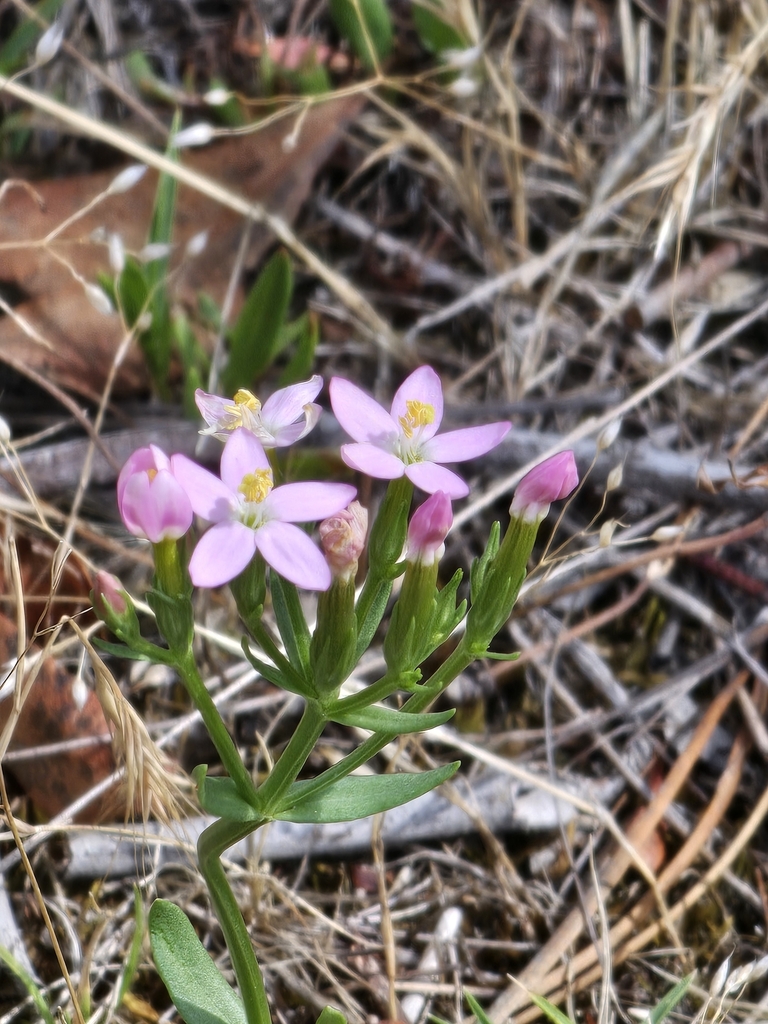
223 249 293 391
469 520 500 602
270 574 311 678
355 576 393 660
149 899 248 1024
275 761 459 823
311 578 358 696
192 766 262 822
230 554 267 635
327 705 454 734
483 650 521 662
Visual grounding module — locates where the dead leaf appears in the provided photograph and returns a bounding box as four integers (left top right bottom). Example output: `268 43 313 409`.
0 96 364 398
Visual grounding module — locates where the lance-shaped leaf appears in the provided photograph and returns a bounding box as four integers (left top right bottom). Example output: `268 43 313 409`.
275 761 459 823
149 900 248 1024
192 767 263 823
327 705 454 734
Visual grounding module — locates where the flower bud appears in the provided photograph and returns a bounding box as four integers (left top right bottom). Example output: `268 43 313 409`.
117 445 193 543
320 501 368 582
406 491 452 565
91 571 141 644
510 451 578 522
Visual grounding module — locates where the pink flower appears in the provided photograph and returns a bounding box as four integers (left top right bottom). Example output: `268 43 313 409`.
171 428 356 590
92 570 127 616
319 501 368 581
117 445 193 542
329 366 510 498
406 491 452 564
510 451 578 521
195 375 322 446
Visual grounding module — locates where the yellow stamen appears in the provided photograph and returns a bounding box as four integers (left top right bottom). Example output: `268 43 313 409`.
238 468 273 504
147 468 158 481
233 389 261 413
399 400 434 439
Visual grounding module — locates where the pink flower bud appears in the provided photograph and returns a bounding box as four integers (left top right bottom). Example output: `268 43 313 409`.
406 491 452 565
319 501 368 581
117 445 193 543
93 571 127 616
510 451 578 521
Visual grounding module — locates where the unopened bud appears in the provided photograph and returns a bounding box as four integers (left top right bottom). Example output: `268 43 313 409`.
35 21 64 65
320 502 368 581
172 122 215 148
93 571 127 617
107 164 147 195
510 451 578 522
597 418 622 452
406 491 452 565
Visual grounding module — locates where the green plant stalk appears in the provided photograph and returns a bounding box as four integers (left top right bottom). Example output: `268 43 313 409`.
255 700 327 813
198 818 271 1024
176 652 257 805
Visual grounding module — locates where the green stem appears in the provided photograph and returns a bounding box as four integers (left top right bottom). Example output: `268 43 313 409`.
198 818 271 1024
256 700 327 813
329 670 414 716
177 652 256 805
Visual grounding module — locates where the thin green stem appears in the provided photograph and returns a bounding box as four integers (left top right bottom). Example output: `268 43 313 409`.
198 818 271 1024
255 700 327 813
328 670 414 716
177 653 256 804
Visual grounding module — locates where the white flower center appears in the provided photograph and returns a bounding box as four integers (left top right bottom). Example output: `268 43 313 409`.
237 468 273 528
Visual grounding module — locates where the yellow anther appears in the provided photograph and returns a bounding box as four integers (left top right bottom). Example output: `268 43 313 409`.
238 468 273 504
147 468 158 482
233 389 261 413
398 400 435 439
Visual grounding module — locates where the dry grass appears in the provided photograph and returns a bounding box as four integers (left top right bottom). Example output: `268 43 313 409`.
2 1 768 1023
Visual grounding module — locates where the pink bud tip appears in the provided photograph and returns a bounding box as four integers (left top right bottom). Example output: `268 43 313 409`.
407 490 453 564
510 451 578 520
93 571 127 616
319 501 369 581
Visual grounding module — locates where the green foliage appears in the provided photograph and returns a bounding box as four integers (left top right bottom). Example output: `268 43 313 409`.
464 992 495 1024
328 705 455 733
222 249 293 393
115 888 146 1009
315 1008 347 1024
329 0 393 72
650 972 695 1024
412 2 468 55
0 946 55 1024
193 767 262 822
149 900 248 1024
526 993 574 1024
275 761 459 822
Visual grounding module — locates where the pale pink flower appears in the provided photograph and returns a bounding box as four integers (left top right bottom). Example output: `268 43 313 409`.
406 491 452 565
117 445 193 542
329 366 510 498
195 375 322 446
510 451 578 521
171 428 356 590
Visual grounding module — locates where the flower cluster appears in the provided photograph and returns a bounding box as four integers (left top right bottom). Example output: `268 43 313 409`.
115 368 578 594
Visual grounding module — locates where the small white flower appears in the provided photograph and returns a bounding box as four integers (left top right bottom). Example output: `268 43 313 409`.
597 418 622 452
85 283 114 316
204 87 232 106
35 21 64 65
449 75 479 98
185 230 209 257
173 122 215 148
107 164 147 195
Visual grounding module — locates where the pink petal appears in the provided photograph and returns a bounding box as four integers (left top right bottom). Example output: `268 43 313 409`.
330 377 399 446
220 427 270 491
146 471 193 540
268 404 322 446
189 521 257 587
261 375 322 426
390 366 444 438
424 421 511 463
340 443 405 480
265 482 357 523
120 471 152 536
171 454 236 522
117 446 163 506
405 461 469 498
254 521 331 590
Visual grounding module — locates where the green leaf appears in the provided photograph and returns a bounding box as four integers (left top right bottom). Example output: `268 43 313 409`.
526 993 575 1024
117 257 151 328
270 574 312 679
650 973 695 1024
116 887 145 1008
464 992 495 1024
329 0 392 71
149 900 248 1024
279 312 319 386
316 1008 347 1024
223 249 293 391
328 705 455 734
0 945 55 1024
275 761 459 823
193 766 262 823
92 638 165 662
412 3 468 55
